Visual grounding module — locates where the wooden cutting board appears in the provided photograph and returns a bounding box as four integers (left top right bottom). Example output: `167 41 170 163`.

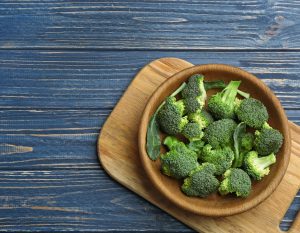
98 58 300 233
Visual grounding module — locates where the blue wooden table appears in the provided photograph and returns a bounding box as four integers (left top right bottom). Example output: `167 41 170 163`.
0 1 299 232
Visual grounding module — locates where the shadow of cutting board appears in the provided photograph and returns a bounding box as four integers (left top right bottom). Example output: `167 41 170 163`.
98 58 300 233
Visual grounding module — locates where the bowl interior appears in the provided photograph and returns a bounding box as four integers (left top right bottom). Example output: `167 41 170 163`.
139 64 290 216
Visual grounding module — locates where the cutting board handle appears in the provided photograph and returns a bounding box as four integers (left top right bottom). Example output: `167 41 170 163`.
287 122 300 233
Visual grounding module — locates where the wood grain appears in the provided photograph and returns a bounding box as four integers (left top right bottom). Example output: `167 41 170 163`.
0 1 299 49
0 50 299 109
98 58 300 232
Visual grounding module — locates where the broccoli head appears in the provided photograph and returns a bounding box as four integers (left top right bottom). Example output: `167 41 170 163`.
187 140 205 155
157 96 188 135
204 119 237 148
244 151 276 180
160 142 198 179
254 122 283 156
181 163 220 197
241 132 255 151
201 145 234 175
181 74 207 114
182 123 204 142
163 136 182 150
207 81 241 119
219 168 251 197
183 96 205 114
236 98 269 129
188 109 214 129
182 74 206 98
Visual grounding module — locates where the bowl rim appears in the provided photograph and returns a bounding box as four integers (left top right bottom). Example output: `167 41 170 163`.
138 64 291 216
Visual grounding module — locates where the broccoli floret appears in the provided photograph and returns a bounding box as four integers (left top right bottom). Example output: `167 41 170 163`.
163 136 182 150
182 109 213 142
181 163 220 197
201 145 234 175
188 109 214 129
207 81 241 119
182 74 206 98
204 119 237 148
254 122 283 156
187 140 205 155
181 74 207 114
182 123 204 142
241 132 254 151
236 98 269 129
160 142 198 179
219 168 251 197
157 96 188 135
244 151 276 180
183 96 205 114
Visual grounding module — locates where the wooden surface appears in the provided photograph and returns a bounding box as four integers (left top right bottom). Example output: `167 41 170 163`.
0 0 299 232
99 58 300 232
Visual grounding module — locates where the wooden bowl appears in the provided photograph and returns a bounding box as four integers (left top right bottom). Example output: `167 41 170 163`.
138 64 291 217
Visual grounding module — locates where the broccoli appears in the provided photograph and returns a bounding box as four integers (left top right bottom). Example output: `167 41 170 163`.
160 141 198 179
219 168 251 197
157 96 188 135
188 109 214 129
207 81 241 119
241 132 254 151
181 163 220 197
244 151 276 180
187 140 205 155
204 119 237 148
163 136 182 150
201 144 234 175
254 122 283 156
182 123 204 142
183 96 205 114
235 98 269 129
181 74 207 114
182 74 206 99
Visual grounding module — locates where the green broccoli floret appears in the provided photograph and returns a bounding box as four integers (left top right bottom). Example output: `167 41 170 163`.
219 168 251 197
187 140 205 155
201 145 234 175
254 122 283 156
204 119 237 148
244 151 276 180
160 142 198 179
163 136 182 150
182 74 207 114
183 96 205 114
181 163 220 197
241 132 254 151
207 81 241 119
157 96 188 135
182 123 204 142
188 109 214 129
235 98 269 129
182 74 206 98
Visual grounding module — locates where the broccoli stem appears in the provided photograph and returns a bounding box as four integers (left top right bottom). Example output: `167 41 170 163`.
221 81 241 103
256 153 276 169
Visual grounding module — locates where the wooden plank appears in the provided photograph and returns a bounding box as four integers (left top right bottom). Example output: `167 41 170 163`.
0 169 192 232
0 170 296 232
0 50 299 109
0 0 299 49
